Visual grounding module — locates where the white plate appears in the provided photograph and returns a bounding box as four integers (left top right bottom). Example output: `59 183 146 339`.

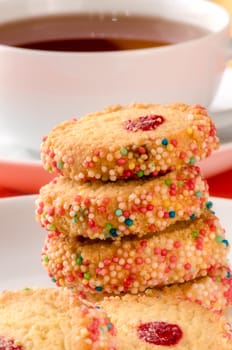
0 195 231 291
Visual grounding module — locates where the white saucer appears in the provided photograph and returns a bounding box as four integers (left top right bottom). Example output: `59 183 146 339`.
0 195 231 291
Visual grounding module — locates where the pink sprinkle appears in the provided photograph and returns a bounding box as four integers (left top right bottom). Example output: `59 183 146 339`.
112 257 119 263
37 207 43 215
161 249 168 256
135 257 143 265
103 197 110 204
131 205 138 212
89 161 95 168
124 263 132 270
67 275 75 282
147 204 154 211
138 147 146 154
117 158 127 165
154 247 161 255
57 208 65 216
140 240 148 247
170 139 178 147
88 220 96 228
103 258 111 266
74 195 82 202
184 263 192 270
139 207 147 214
123 210 131 218
174 241 181 248
84 198 91 206
169 255 177 263
47 207 54 216
68 157 74 164
98 206 106 213
149 224 156 232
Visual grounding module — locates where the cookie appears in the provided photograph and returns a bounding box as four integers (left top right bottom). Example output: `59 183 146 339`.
98 294 232 349
41 103 219 182
42 211 229 295
0 288 117 350
36 165 209 240
79 265 232 313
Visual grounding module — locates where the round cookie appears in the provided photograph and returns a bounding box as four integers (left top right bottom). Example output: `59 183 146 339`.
79 266 232 313
0 288 117 350
36 165 209 240
41 103 219 182
98 294 232 350
42 211 229 295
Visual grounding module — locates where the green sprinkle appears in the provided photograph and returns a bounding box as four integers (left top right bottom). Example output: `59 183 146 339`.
215 235 223 243
48 224 55 231
216 276 221 283
73 216 78 223
145 289 153 295
76 256 83 265
191 231 199 238
84 272 91 280
57 161 64 169
115 208 123 217
195 191 202 197
51 277 56 283
189 157 196 165
165 179 172 186
120 148 128 155
23 287 30 291
44 256 49 263
105 223 112 230
137 170 144 177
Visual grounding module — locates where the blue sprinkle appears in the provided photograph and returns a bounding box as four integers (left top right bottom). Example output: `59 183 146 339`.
95 305 101 309
222 239 229 247
125 218 133 226
95 286 103 291
226 271 231 278
107 323 113 330
161 138 168 146
110 228 118 237
206 201 213 209
169 211 175 218
190 213 195 219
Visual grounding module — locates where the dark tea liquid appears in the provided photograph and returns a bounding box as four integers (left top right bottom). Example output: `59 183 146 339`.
0 14 209 52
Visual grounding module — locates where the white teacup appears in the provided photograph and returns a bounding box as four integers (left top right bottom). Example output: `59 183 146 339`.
0 0 230 152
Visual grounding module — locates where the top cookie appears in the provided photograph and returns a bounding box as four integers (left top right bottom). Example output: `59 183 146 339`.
41 103 219 182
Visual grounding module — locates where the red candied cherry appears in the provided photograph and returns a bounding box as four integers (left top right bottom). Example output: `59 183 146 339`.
0 336 23 350
137 321 183 346
125 115 165 131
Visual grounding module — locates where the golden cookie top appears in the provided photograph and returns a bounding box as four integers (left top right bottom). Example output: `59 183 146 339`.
41 103 219 182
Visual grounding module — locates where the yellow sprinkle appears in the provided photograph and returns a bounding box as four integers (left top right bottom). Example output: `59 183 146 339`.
187 128 193 135
128 161 135 170
167 144 174 151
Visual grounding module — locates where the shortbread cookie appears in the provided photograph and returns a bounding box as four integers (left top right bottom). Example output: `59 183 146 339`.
78 266 232 313
36 165 209 240
41 103 219 182
42 211 229 295
0 288 117 350
98 294 232 349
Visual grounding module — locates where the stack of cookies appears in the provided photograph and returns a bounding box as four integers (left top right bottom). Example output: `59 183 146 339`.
36 103 232 314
